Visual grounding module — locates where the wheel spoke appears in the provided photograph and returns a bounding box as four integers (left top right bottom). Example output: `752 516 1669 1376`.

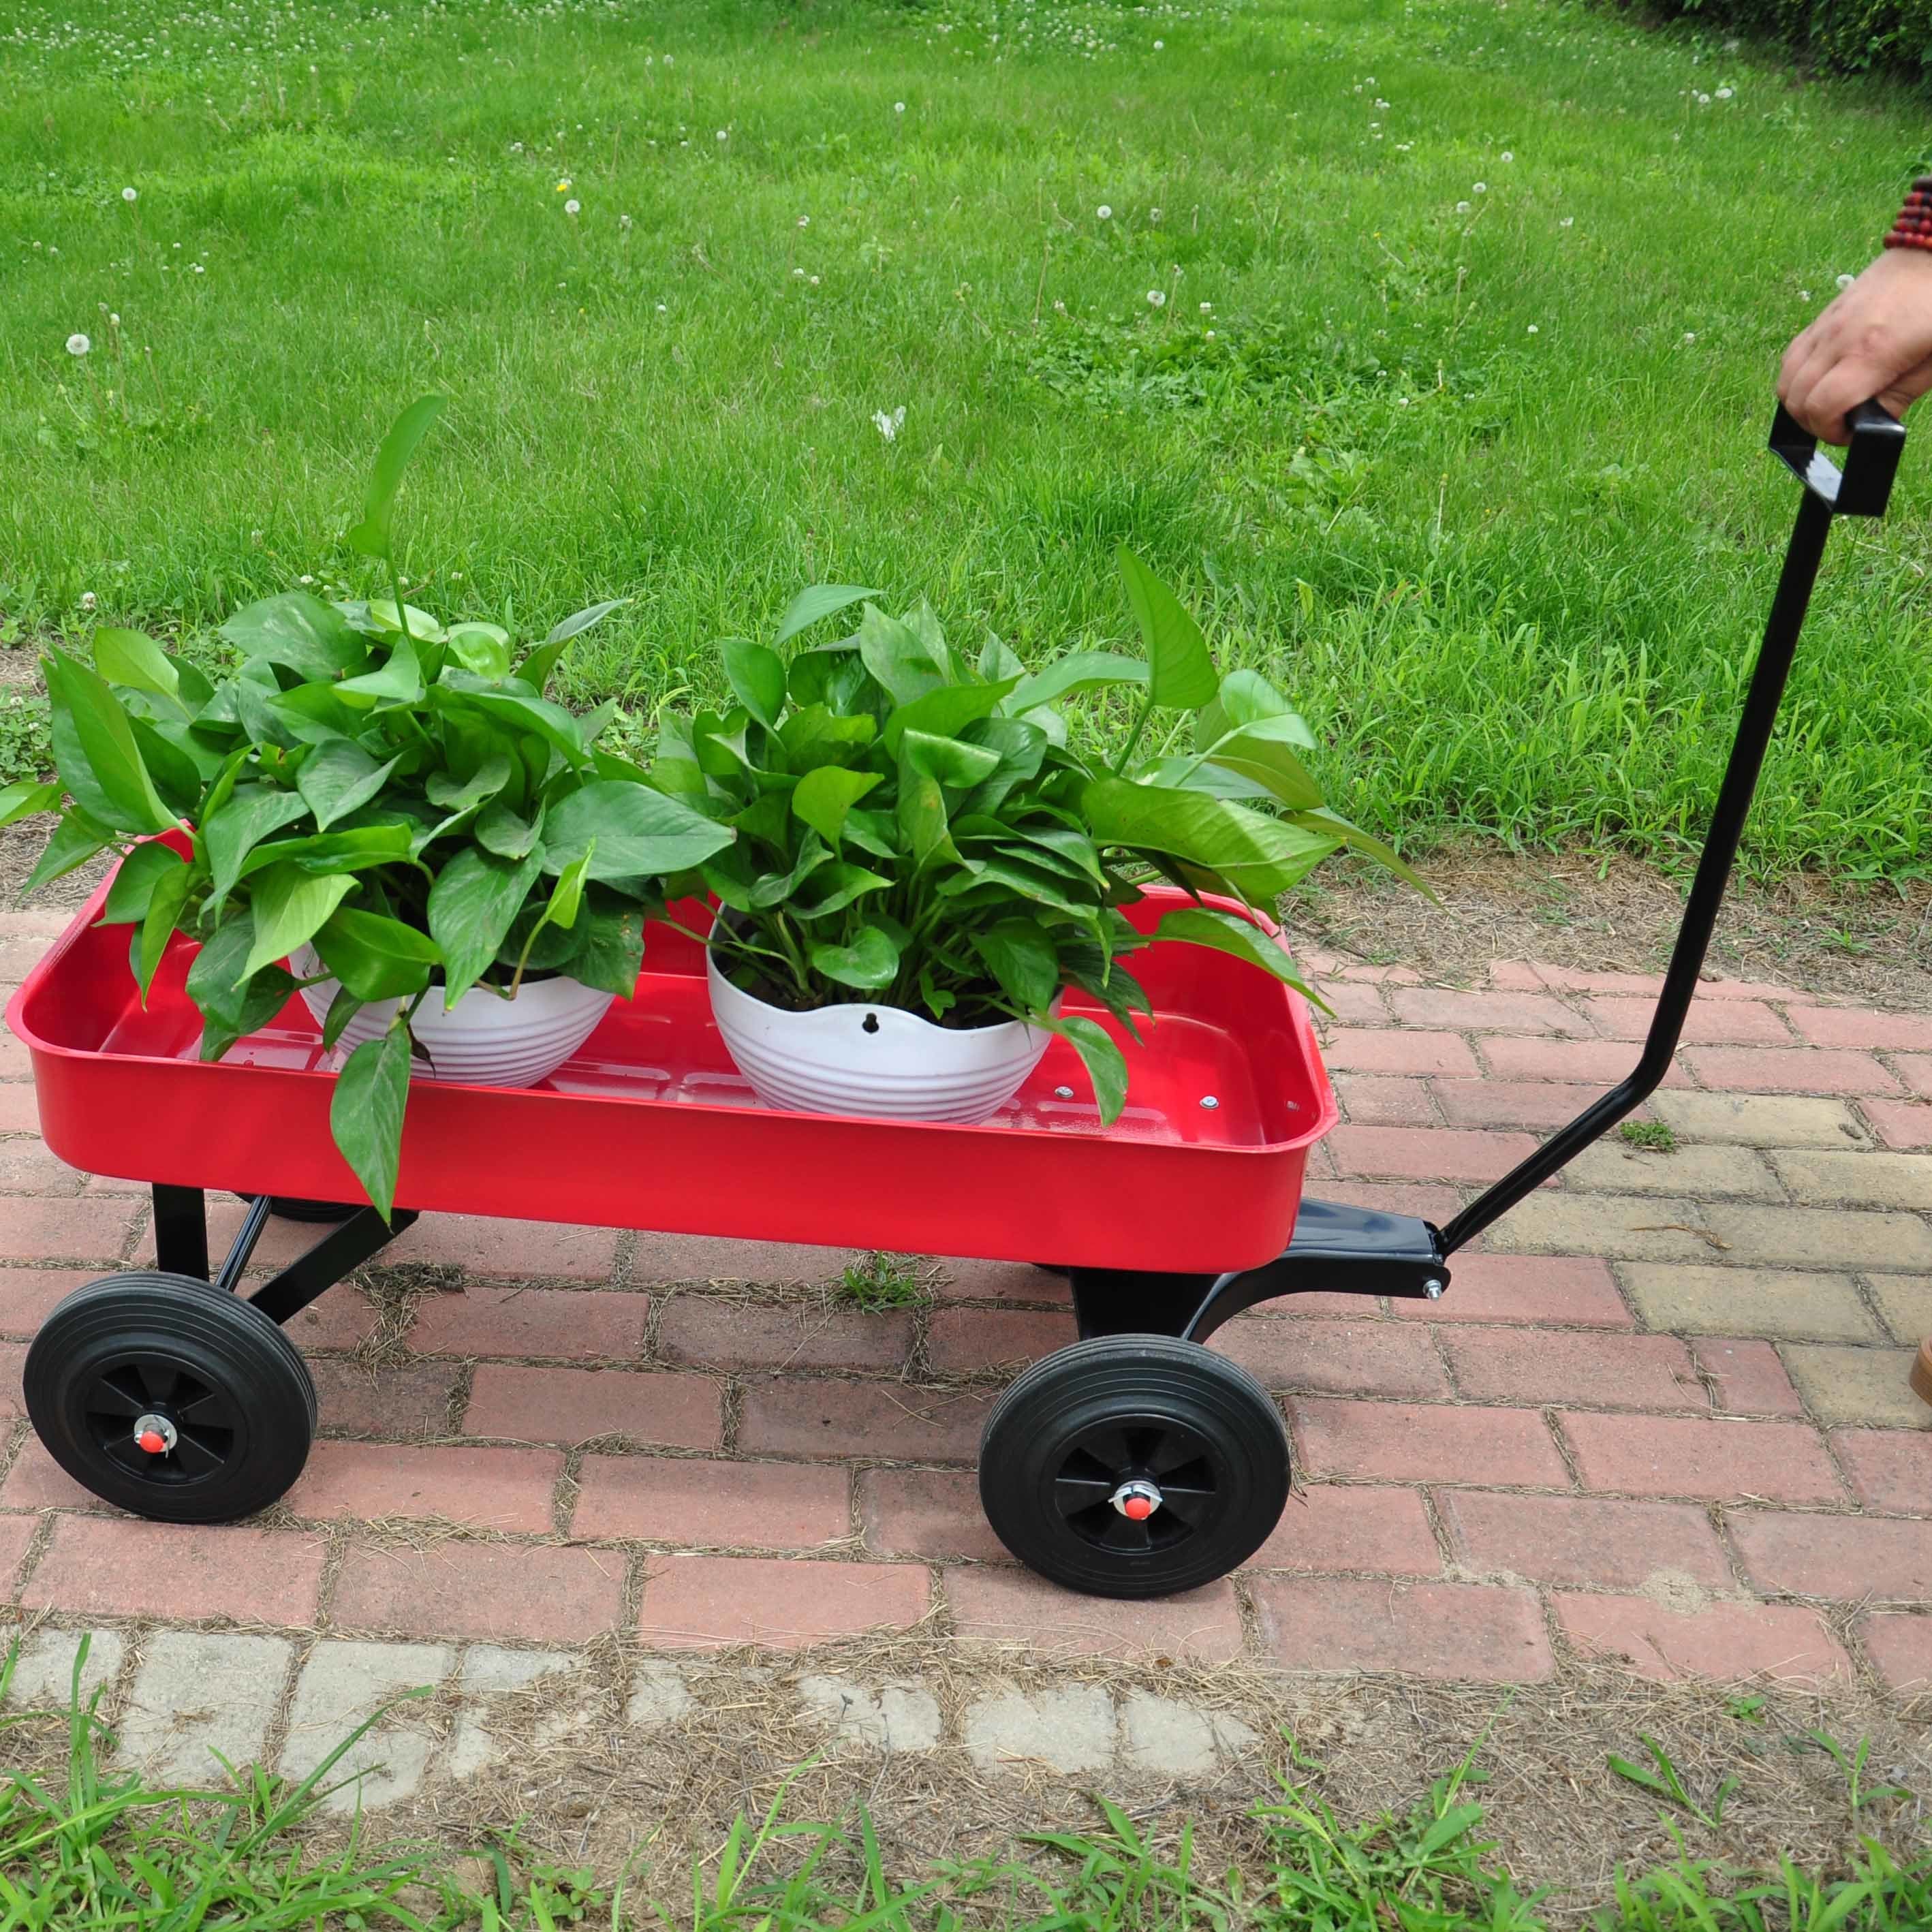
173 1388 238 1431
171 1431 228 1478
101 1435 160 1476
1053 1474 1115 1518
1147 1428 1211 1477
1099 1514 1153 1554
1154 1480 1215 1527
135 1361 182 1409
1074 1425 1136 1474
84 1382 144 1419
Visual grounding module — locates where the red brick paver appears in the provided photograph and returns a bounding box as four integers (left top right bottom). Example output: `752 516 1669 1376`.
1253 1577 1555 1679
1560 1412 1843 1505
332 1538 627 1642
636 1553 929 1649
1830 1430 1932 1514
1292 1398 1569 1488
948 1568 1245 1661
572 1454 852 1549
24 1519 326 1625
1556 1595 1850 1685
464 1365 721 1448
1436 1491 1730 1589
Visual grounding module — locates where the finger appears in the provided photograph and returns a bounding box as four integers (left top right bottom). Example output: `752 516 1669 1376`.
1783 339 1850 439
1882 353 1932 418
1805 355 1903 445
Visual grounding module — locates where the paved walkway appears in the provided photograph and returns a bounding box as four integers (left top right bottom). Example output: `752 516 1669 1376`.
0 908 1929 1799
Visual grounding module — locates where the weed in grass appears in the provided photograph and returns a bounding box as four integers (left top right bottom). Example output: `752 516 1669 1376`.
1799 1729 1915 1820
1619 1121 1679 1153
1608 1734 1740 1832
838 1251 926 1311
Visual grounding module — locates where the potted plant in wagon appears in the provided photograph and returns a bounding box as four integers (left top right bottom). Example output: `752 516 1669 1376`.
0 397 734 1214
658 552 1422 1123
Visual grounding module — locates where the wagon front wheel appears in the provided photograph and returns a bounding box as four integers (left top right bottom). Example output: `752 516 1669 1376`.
978 1335 1289 1599
24 1272 315 1524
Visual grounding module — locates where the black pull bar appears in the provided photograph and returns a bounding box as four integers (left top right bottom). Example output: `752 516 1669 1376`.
1437 399 1905 1257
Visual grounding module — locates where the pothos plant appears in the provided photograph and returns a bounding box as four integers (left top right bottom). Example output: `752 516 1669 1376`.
662 552 1422 1120
0 398 734 1215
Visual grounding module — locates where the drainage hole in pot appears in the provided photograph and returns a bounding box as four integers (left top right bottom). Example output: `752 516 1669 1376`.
862 1012 880 1034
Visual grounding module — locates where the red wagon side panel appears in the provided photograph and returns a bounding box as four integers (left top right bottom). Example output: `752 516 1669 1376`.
8 873 1335 1275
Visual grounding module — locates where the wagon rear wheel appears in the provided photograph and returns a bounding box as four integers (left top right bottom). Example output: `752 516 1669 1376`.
24 1272 315 1524
978 1335 1289 1599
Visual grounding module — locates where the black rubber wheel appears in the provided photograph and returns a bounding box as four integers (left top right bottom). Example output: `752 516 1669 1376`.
978 1334 1290 1599
24 1272 316 1524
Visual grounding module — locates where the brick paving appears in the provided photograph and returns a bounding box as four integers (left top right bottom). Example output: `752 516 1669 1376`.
0 907 1930 1798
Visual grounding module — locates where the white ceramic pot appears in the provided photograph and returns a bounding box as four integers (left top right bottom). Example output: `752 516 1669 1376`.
290 944 615 1089
707 944 1055 1123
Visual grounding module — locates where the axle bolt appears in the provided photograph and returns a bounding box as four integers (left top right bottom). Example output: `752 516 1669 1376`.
132 1413 177 1456
1110 1478 1163 1522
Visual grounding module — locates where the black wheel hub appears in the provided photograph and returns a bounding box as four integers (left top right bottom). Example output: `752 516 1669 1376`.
82 1353 239 1489
1051 1419 1219 1557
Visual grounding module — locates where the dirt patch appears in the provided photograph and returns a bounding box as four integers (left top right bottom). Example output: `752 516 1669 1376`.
1294 844 1932 1012
327 1645 1927 1912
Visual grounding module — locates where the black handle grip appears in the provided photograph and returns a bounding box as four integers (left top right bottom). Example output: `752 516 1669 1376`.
1769 397 1907 517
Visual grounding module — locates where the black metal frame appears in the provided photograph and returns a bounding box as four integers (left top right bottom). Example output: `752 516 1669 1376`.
136 403 1906 1351
151 1187 416 1320
1070 399 1907 1343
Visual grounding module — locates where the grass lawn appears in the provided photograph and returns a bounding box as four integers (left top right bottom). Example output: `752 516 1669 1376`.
1 0 1929 879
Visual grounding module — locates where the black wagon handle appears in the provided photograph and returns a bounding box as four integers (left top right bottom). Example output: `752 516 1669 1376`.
1769 395 1907 518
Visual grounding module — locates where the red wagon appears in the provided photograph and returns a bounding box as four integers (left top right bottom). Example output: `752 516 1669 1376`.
3 403 1907 1598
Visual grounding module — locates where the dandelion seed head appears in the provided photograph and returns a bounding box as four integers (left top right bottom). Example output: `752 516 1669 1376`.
1455 200 1471 213
121 185 138 202
1683 331 1696 343
1559 215 1574 228
1715 85 1732 98
1837 272 1855 291
798 215 809 228
564 198 580 215
1200 300 1213 313
80 591 96 610
1146 288 1166 307
893 100 905 112
1527 323 1539 334
716 128 728 141
1500 150 1513 161
1097 204 1112 219
65 332 90 356
1473 181 1487 193
809 274 820 285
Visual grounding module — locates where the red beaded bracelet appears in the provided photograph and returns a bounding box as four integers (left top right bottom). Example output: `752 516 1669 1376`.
1884 174 1932 252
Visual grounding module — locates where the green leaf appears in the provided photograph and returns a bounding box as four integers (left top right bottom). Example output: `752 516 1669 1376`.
791 766 881 847
322 984 367 1051
185 916 297 1061
246 824 414 878
334 634 424 708
437 676 586 763
426 845 546 1003
92 627 179 700
446 621 512 679
856 604 948 706
220 592 367 681
542 597 629 649
132 855 194 1001
95 841 186 928
1118 548 1217 711
477 800 544 860
1003 651 1149 716
296 741 402 831
541 781 736 881
721 637 787 729
1196 668 1311 751
363 599 446 644
1149 906 1316 998
1040 1013 1129 1124
1199 719 1326 810
426 751 514 814
778 705 876 770
895 770 954 873
1417 1805 1486 1858
240 864 359 982
773 583 882 646
25 809 116 894
971 918 1059 1012
1291 807 1436 898
810 926 901 991
787 861 892 919
345 394 446 560
900 730 999 789
44 649 177 834
0 779 61 830
1084 778 1340 894
313 907 442 1001
204 785 313 903
880 678 1018 753
567 895 646 998
330 1026 411 1220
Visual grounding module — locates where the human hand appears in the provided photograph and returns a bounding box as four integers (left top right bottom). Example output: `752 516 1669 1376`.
1778 249 1932 443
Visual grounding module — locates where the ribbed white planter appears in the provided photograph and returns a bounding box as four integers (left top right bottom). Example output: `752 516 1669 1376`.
290 944 615 1089
708 945 1055 1124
